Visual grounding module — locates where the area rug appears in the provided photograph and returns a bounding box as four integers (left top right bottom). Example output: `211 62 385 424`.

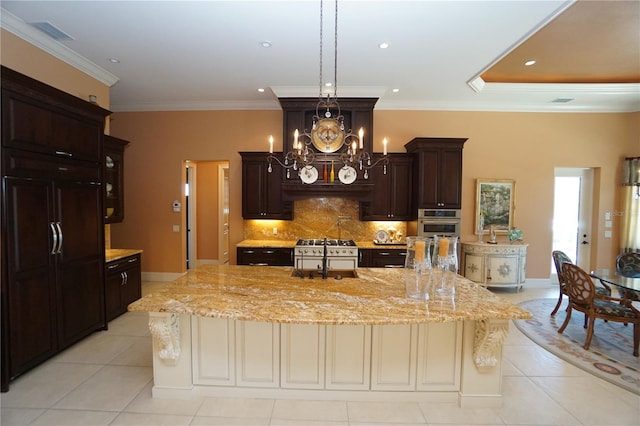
513 298 639 395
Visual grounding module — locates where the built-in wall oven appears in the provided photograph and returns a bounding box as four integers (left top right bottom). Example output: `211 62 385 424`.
417 209 461 238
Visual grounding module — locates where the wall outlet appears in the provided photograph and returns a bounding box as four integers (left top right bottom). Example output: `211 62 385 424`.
604 230 612 238
173 225 180 232
273 227 278 235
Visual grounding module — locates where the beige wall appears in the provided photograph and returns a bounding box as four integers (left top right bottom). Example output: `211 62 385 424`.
0 29 111 112
110 109 639 278
194 161 222 261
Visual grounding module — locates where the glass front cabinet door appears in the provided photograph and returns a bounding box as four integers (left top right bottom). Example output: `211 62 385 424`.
103 135 129 223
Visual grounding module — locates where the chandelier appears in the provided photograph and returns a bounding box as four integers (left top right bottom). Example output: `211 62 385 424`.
267 0 388 184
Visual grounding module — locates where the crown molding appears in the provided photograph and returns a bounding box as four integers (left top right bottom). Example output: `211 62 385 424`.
0 8 119 87
110 99 282 112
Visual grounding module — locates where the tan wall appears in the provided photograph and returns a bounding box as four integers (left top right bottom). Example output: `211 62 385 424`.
110 109 639 278
195 161 221 261
0 29 111 111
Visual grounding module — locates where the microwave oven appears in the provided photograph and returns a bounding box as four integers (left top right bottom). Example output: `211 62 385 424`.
417 209 461 237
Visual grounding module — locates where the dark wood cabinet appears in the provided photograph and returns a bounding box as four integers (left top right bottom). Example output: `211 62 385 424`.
237 247 293 266
360 154 413 221
405 138 467 210
104 135 129 223
105 254 142 321
1 66 110 391
240 152 292 220
359 248 407 268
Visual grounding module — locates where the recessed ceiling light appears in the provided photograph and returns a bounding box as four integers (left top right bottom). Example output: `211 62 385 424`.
258 88 265 93
392 88 399 93
379 42 389 49
524 60 536 66
261 41 272 48
108 58 120 63
325 82 332 87
552 98 574 103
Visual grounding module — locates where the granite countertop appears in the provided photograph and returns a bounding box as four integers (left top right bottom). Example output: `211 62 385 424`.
106 248 143 262
237 239 406 249
128 264 531 325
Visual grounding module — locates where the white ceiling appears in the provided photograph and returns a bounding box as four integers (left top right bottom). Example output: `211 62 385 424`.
2 0 639 113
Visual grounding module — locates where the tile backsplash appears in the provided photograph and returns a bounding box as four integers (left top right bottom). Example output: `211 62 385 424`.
243 197 408 242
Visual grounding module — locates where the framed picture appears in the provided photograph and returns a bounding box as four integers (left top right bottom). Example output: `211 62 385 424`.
475 179 515 234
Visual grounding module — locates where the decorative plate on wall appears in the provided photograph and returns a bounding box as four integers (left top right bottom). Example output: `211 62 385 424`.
300 166 319 184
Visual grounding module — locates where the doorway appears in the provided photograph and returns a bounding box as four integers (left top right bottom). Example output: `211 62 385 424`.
185 160 230 269
551 167 594 281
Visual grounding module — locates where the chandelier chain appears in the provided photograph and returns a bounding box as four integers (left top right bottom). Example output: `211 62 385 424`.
318 0 324 99
333 0 338 99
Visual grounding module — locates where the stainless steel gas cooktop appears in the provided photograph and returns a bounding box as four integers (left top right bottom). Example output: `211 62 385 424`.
295 239 356 247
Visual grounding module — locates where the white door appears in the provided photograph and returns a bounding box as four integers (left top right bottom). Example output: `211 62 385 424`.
552 168 594 280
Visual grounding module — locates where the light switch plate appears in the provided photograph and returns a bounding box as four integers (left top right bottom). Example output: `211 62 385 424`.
173 225 180 232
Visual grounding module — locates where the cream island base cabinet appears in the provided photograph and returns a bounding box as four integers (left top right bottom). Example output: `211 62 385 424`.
461 242 528 291
147 314 511 407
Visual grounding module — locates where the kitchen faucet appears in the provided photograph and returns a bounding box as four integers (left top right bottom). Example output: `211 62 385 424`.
337 215 352 241
319 237 329 279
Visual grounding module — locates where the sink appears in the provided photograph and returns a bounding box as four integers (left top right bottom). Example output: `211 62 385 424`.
292 269 358 279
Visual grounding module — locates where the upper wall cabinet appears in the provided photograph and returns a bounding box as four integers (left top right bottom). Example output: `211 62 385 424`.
360 153 413 221
240 152 292 220
103 135 129 223
1 68 105 163
405 138 467 210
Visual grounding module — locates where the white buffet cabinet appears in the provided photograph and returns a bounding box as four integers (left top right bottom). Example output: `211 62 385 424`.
461 242 528 291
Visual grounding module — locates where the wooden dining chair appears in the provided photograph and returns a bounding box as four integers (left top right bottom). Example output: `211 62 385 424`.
551 250 611 318
616 252 640 301
559 263 639 357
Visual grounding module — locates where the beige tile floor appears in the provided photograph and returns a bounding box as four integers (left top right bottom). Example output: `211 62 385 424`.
2 283 639 425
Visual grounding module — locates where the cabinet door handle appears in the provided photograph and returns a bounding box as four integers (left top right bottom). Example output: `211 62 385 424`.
263 250 275 254
123 271 128 285
49 222 58 254
55 222 63 254
55 150 73 157
107 263 120 270
243 250 255 254
378 252 391 256
127 258 138 263
120 272 126 285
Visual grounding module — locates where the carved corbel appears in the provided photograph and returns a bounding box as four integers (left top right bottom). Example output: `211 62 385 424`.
473 319 509 370
149 313 181 365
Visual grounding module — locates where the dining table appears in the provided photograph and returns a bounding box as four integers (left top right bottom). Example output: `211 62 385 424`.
591 269 640 299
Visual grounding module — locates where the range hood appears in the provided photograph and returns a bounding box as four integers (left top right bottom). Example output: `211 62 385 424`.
278 97 378 202
282 181 374 201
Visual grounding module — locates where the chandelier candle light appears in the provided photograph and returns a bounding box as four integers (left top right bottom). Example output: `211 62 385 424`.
266 0 389 184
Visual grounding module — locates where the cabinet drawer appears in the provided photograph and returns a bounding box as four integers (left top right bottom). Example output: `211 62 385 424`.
369 249 407 268
106 254 141 273
3 148 100 181
237 247 293 266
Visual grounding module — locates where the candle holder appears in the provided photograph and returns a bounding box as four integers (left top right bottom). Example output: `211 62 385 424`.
431 235 458 301
404 236 432 299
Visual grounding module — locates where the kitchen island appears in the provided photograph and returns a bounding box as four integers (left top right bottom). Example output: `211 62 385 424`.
128 265 530 407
